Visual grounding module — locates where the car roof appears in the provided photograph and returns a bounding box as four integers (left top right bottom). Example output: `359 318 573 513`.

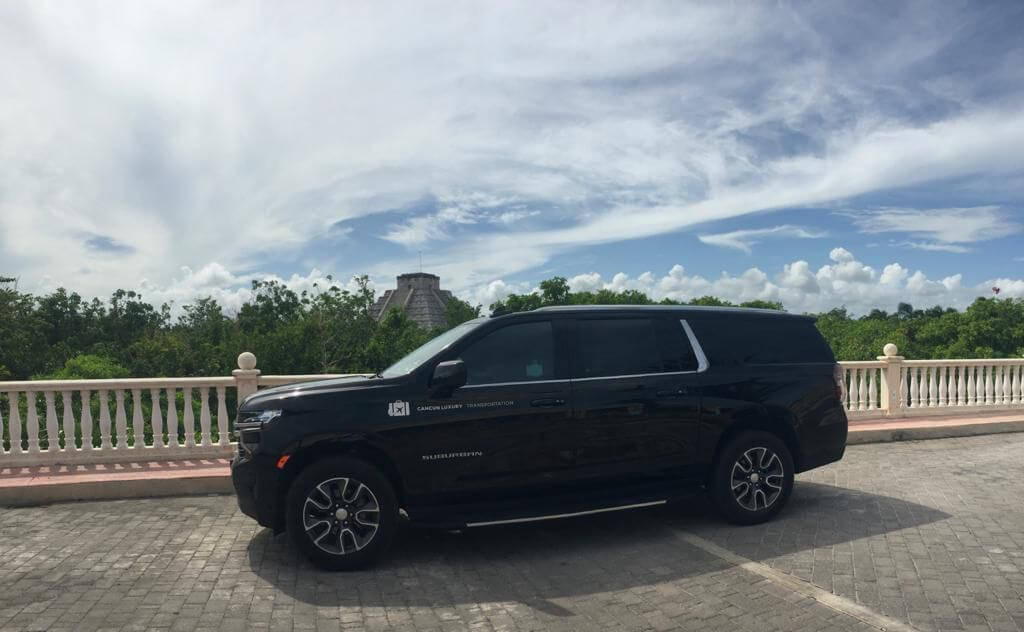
491 304 812 320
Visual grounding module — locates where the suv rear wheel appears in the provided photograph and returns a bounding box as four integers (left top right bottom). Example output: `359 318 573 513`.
711 430 794 525
286 456 399 571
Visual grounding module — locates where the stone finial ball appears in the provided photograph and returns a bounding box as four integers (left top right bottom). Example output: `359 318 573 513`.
883 343 898 357
237 351 257 370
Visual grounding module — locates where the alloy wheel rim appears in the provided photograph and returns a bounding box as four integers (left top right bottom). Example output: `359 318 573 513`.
302 477 380 555
730 447 784 512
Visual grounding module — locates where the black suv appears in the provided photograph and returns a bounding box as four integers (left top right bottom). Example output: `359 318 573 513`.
231 305 847 570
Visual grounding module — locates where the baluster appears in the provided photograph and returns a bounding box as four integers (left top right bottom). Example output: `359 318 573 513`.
61 392 75 450
8 393 23 454
216 386 230 447
199 387 212 447
859 369 869 410
849 370 860 411
947 366 956 406
1013 366 1021 404
131 389 145 448
993 366 1003 405
909 368 919 407
166 387 178 448
899 367 907 407
0 397 5 454
114 390 128 448
26 392 40 454
984 366 993 405
867 369 877 410
956 365 965 406
80 390 93 450
149 388 163 448
841 370 850 409
44 391 58 452
98 390 112 450
919 367 927 407
967 366 976 405
183 387 196 448
938 366 947 406
928 367 937 407
1001 366 1011 405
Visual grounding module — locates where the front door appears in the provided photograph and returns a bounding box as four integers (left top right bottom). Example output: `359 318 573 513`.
403 318 575 508
570 316 703 495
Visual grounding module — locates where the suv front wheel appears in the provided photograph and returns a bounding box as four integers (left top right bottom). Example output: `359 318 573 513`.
711 430 794 525
285 456 399 571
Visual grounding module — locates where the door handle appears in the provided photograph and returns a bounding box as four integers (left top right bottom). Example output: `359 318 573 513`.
530 398 566 407
656 389 688 398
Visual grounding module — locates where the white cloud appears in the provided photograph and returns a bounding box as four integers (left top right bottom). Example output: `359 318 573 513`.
471 248 1023 315
0 2 1022 300
844 206 1021 251
95 248 1023 317
491 210 541 226
463 279 532 310
902 241 972 253
697 225 826 254
133 264 373 317
382 204 479 247
778 261 820 294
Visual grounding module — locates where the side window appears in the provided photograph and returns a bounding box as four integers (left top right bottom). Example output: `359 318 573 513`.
688 318 834 365
459 321 556 385
575 319 664 378
657 319 699 372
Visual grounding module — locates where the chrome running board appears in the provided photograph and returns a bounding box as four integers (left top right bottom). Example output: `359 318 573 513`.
465 500 667 527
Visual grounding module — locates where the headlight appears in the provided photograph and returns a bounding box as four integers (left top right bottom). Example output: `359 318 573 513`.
237 409 283 426
251 409 283 424
234 409 283 448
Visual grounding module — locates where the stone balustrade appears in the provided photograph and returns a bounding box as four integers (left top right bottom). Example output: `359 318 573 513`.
839 344 1024 419
2 346 1022 467
0 353 356 467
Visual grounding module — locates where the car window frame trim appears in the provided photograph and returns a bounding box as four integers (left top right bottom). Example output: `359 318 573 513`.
457 318 710 388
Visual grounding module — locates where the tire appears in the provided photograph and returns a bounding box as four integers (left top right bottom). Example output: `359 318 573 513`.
710 430 794 525
285 456 399 571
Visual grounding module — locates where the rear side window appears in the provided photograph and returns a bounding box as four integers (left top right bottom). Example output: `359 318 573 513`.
459 321 556 385
689 317 834 365
574 318 698 378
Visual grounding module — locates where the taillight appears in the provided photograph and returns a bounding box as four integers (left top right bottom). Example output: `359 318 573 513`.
833 364 846 403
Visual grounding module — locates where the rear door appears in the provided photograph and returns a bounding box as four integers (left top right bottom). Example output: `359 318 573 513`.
570 316 705 494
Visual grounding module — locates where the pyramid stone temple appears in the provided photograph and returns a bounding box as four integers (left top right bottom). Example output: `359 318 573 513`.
370 272 454 329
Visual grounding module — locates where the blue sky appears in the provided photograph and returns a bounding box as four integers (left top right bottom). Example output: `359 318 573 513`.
1 1 1022 315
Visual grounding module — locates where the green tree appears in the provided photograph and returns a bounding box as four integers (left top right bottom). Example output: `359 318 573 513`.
445 297 481 329
48 354 131 380
364 309 432 372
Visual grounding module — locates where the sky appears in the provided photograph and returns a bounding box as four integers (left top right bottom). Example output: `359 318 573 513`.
1 0 1023 316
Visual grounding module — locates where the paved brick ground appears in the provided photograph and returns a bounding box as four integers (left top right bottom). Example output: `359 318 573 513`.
1 434 1023 632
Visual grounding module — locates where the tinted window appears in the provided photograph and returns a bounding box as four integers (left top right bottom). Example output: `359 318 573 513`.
381 321 481 378
689 317 834 365
459 321 556 385
657 319 699 372
575 318 685 378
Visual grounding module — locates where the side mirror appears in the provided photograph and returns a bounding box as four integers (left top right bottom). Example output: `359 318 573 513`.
431 359 467 391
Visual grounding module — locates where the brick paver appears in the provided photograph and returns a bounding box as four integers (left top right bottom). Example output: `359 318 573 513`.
2 434 1023 631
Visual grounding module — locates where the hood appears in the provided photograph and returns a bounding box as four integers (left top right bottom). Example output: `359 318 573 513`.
240 374 389 410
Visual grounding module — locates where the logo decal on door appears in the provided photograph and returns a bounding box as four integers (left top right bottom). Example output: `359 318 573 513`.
422 451 483 461
387 401 410 416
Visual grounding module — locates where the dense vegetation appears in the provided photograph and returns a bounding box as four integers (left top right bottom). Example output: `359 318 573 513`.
1 275 1022 382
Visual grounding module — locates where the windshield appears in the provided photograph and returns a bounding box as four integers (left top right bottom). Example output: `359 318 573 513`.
381 320 482 378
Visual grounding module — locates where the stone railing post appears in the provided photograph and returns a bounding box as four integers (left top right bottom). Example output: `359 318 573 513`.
232 352 261 404
877 343 905 417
